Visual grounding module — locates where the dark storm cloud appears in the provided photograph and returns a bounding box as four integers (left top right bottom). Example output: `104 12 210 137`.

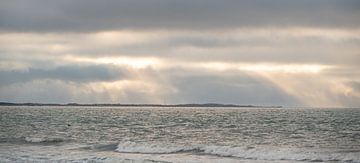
0 65 127 85
1 0 359 32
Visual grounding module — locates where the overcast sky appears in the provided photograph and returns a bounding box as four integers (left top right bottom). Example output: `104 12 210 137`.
1 0 359 107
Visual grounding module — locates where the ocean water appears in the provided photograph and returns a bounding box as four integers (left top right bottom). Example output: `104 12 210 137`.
0 106 359 163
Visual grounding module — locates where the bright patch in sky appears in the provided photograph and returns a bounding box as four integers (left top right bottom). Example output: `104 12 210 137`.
66 56 160 69
199 63 330 74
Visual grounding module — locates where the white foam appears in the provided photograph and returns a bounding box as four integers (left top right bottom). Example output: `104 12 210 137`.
115 142 360 162
25 137 45 143
1 143 266 163
24 137 64 143
201 146 360 162
116 141 197 154
2 142 360 163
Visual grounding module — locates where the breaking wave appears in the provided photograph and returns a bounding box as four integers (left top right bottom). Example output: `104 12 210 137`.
0 137 67 144
24 137 66 144
115 141 360 162
115 141 200 154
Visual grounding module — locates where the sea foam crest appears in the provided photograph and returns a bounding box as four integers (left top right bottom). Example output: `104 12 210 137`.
24 137 65 143
116 141 198 154
201 146 360 162
115 141 360 162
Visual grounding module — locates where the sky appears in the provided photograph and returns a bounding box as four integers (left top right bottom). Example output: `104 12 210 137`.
0 0 359 107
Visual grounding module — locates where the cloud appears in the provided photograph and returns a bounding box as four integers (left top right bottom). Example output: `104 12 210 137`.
0 79 112 103
0 59 358 106
0 1 359 107
1 28 359 67
254 69 360 107
1 0 359 32
0 67 301 105
163 68 299 105
0 28 359 106
0 65 128 85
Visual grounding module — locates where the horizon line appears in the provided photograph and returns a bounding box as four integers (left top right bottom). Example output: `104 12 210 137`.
0 101 283 108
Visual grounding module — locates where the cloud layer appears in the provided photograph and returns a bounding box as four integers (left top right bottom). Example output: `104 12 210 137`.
0 0 359 107
1 0 360 32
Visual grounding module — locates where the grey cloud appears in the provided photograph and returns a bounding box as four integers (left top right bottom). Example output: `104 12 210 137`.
0 80 113 103
0 1 359 107
1 62 358 107
0 65 301 105
162 36 268 48
348 81 360 93
1 26 359 67
1 0 359 32
163 68 300 106
0 65 127 85
3 34 355 67
0 66 157 103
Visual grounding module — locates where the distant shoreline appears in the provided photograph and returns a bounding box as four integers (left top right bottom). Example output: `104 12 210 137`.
0 102 282 108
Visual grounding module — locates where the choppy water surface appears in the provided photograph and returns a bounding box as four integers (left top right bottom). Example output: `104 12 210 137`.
0 106 359 162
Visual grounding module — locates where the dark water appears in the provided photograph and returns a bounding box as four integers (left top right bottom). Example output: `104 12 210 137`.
0 106 359 162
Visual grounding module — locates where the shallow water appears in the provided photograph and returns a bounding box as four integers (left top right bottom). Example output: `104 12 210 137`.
0 106 359 162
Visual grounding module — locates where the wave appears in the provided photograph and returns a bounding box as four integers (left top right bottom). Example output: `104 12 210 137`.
80 143 119 151
0 137 66 144
200 146 360 162
24 137 66 144
115 141 200 154
115 141 360 162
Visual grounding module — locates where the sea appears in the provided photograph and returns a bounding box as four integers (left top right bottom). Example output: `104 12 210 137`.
0 106 359 163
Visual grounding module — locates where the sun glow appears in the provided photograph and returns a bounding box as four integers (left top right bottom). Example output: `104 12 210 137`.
95 57 159 68
240 64 329 73
199 62 331 74
65 56 159 68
